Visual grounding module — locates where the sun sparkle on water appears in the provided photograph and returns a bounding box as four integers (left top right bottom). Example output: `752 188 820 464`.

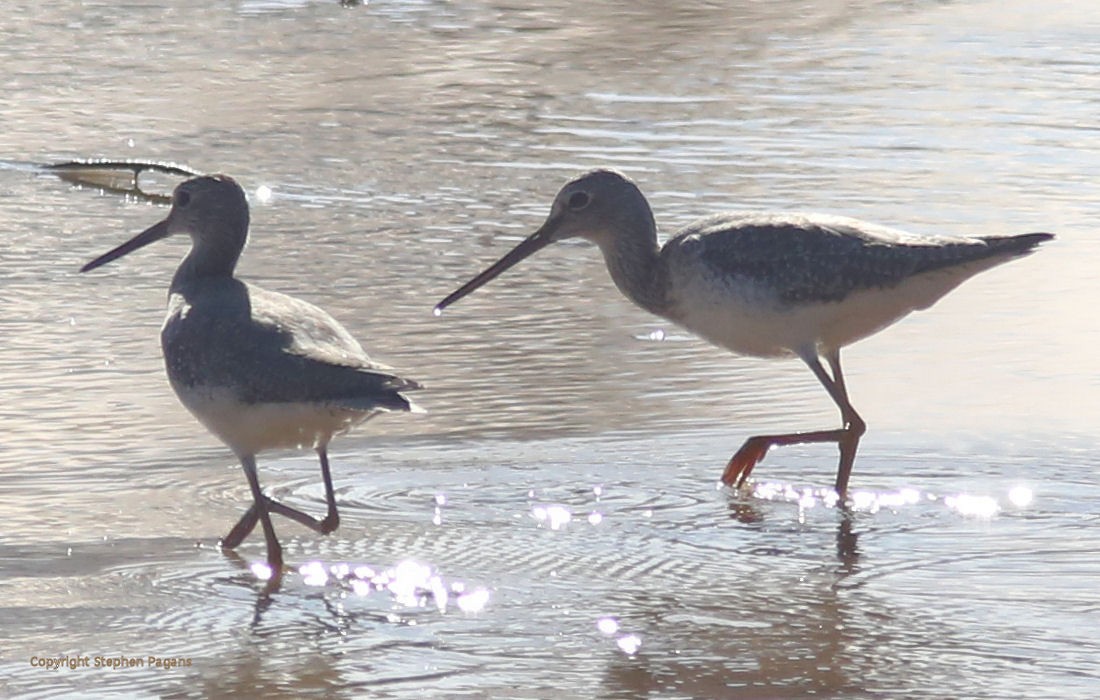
531 503 573 530
616 634 642 656
745 481 1018 520
456 588 491 613
249 561 274 581
299 560 328 587
596 617 619 635
1008 485 1034 508
944 493 1000 518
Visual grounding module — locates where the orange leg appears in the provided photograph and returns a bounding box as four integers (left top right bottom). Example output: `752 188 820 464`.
722 349 866 497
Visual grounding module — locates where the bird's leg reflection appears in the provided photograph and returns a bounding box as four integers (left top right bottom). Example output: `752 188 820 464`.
259 569 283 598
724 483 862 567
835 508 860 569
725 490 767 524
220 547 284 602
252 581 277 626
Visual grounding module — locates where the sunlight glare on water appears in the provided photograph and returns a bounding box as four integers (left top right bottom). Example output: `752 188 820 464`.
250 561 275 582
596 617 619 636
616 635 643 657
299 560 329 587
751 480 1018 521
454 586 491 614
1008 485 1034 509
531 503 573 531
848 487 922 514
944 493 1001 519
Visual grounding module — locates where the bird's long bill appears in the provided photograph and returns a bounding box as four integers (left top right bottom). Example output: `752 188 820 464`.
434 221 558 313
80 219 170 273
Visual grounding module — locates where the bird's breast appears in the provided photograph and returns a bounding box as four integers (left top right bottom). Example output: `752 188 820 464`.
664 258 803 357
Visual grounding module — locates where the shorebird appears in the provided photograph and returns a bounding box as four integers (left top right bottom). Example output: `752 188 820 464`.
435 169 1052 497
82 175 422 580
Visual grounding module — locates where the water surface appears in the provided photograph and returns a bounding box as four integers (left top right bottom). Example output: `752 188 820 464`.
1 1 1098 697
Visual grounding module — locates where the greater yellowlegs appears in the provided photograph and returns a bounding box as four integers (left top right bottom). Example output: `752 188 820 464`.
82 175 422 579
436 169 1052 497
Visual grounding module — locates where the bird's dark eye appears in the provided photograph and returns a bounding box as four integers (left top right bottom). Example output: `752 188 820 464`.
567 191 591 210
176 190 191 207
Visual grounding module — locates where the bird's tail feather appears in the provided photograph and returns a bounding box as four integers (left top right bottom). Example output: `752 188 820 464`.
980 232 1054 256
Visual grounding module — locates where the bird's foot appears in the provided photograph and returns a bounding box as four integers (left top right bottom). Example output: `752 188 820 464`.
319 512 340 535
721 436 773 488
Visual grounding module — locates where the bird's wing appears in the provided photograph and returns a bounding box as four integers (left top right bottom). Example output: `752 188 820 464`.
668 213 989 304
162 280 421 410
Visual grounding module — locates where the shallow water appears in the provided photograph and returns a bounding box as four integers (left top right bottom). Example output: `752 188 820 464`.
1 0 1099 697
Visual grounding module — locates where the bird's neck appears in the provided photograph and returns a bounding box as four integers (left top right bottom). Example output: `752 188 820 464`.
596 226 668 315
170 235 245 294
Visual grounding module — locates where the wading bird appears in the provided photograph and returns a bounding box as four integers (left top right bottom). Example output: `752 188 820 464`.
436 169 1051 497
83 175 421 581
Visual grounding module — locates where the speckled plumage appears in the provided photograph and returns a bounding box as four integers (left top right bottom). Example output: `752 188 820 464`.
668 212 1049 305
163 277 418 412
437 168 1053 497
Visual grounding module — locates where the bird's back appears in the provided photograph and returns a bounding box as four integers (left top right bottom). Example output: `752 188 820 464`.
666 213 1051 305
660 213 1052 356
162 278 420 412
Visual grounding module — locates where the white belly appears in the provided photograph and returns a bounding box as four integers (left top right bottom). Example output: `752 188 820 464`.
671 263 996 357
174 384 375 456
